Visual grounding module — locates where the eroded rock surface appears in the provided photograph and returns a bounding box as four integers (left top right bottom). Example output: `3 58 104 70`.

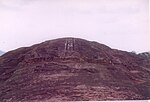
0 38 149 101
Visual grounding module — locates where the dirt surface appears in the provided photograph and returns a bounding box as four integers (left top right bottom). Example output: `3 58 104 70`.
0 38 149 101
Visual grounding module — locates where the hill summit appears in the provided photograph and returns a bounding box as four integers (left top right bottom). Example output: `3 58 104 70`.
0 37 149 101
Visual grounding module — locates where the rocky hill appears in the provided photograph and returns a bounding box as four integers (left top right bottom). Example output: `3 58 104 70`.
0 38 149 101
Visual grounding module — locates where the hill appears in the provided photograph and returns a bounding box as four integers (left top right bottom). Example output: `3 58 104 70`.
0 38 149 101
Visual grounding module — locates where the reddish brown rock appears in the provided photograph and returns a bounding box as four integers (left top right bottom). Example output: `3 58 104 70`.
0 38 149 101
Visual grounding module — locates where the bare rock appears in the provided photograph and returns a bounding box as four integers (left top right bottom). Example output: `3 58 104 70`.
0 37 149 101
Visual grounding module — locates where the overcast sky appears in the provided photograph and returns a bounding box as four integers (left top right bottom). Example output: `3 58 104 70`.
0 0 149 53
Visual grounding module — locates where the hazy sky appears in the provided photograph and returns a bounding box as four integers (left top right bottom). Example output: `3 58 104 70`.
0 0 149 53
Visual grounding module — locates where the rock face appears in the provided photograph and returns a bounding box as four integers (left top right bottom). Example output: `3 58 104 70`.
0 38 149 101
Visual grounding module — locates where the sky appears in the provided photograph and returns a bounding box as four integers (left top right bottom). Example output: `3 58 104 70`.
0 0 149 53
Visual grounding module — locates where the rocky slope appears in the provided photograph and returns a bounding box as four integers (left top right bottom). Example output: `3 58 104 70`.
0 38 149 101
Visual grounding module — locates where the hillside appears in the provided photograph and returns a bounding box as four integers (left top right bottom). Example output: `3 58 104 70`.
0 38 149 101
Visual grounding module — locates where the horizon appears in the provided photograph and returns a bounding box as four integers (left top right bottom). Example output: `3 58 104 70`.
0 37 150 54
0 0 149 53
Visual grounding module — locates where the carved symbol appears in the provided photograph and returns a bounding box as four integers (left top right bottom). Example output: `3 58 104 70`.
65 38 75 51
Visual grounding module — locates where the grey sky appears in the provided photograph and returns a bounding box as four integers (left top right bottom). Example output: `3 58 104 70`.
0 0 149 53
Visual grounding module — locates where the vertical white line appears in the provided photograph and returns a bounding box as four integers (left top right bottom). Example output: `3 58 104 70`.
67 39 69 50
65 39 67 51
